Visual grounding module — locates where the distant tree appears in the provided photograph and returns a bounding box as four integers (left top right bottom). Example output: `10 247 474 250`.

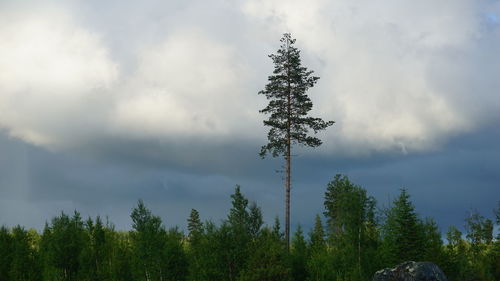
223 186 253 281
380 189 424 266
187 209 202 243
79 216 110 281
443 226 468 280
111 231 134 281
238 228 291 281
309 215 325 253
259 33 334 249
420 218 445 266
272 216 284 241
323 175 378 280
493 202 500 280
0 226 13 281
40 211 85 281
248 202 264 240
130 200 165 281
290 226 308 281
10 225 41 281
227 185 250 230
191 221 227 281
306 215 333 281
162 228 188 281
186 209 204 281
465 209 496 281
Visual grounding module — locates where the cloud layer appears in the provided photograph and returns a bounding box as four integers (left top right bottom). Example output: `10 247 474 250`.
0 0 498 158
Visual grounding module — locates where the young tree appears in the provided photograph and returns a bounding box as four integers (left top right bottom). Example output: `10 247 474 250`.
238 228 291 281
259 33 334 248
380 189 424 266
307 215 333 281
130 200 165 281
420 218 445 267
187 209 202 243
10 225 41 281
0 226 13 281
223 186 253 281
323 175 378 280
290 226 308 281
40 211 85 281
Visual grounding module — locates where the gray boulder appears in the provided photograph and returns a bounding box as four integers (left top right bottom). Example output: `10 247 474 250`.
373 261 448 281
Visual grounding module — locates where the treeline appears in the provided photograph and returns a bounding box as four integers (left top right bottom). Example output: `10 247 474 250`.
0 174 498 281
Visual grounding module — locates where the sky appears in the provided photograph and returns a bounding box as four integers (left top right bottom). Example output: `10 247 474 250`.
0 0 499 235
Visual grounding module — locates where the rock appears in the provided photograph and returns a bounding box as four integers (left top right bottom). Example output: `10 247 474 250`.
373 261 448 281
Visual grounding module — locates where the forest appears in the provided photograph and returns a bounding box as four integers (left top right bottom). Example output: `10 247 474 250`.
0 174 498 281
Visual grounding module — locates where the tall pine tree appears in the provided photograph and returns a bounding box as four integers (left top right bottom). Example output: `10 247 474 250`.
259 33 334 248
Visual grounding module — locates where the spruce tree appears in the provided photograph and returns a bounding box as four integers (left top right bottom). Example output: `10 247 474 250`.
290 226 308 281
259 33 334 249
0 226 12 281
381 189 424 265
307 215 333 281
187 209 202 242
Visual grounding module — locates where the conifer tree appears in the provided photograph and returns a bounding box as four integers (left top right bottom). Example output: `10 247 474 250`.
307 215 333 281
381 189 424 265
187 209 202 242
238 228 291 281
259 33 334 249
0 226 13 281
248 202 264 240
10 226 41 281
130 200 165 281
40 211 85 281
290 226 308 281
323 175 378 280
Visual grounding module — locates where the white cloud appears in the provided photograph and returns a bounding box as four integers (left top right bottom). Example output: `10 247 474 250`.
111 29 257 141
0 8 118 148
0 0 498 157
243 0 500 154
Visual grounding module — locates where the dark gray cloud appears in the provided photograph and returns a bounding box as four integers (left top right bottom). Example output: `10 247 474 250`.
0 0 499 237
1 124 498 235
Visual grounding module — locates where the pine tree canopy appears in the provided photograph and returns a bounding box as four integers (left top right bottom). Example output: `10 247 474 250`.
259 33 334 158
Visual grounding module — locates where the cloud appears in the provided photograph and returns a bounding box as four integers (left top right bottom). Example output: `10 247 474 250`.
0 0 498 161
0 7 119 149
111 29 258 141
243 0 500 155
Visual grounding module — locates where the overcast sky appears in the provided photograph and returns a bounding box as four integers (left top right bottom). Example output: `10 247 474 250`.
0 0 499 235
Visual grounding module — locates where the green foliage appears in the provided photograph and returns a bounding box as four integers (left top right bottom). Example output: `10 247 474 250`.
307 216 334 281
111 232 134 281
187 209 202 242
10 225 41 281
380 189 424 266
309 215 325 253
420 218 445 266
442 226 470 280
463 210 496 281
79 216 111 281
290 226 308 281
323 175 379 280
0 226 13 281
238 228 291 281
1 178 498 281
162 228 188 281
259 32 334 248
40 211 85 281
248 202 264 240
258 33 334 158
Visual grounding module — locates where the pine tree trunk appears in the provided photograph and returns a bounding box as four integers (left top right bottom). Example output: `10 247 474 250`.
285 35 292 251
285 133 291 250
